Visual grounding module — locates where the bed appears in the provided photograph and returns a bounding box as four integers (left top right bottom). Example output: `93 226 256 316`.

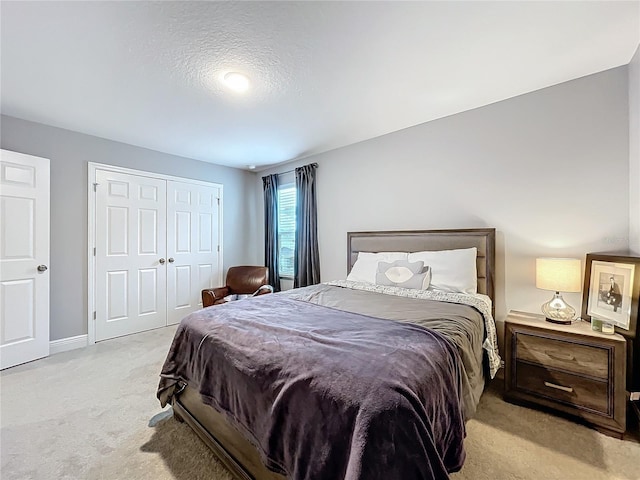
157 228 498 480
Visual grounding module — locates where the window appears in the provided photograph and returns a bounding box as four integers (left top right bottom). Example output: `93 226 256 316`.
277 183 296 278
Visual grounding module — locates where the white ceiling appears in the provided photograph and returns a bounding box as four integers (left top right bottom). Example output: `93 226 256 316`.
1 1 639 170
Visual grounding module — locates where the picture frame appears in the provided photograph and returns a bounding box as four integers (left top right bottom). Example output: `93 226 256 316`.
581 253 640 338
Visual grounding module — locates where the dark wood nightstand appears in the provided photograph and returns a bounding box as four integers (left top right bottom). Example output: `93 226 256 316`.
504 310 627 438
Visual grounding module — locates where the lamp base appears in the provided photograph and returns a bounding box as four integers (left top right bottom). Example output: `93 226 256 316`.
541 291 576 325
545 317 573 325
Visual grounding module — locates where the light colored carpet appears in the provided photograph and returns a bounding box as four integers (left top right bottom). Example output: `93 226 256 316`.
1 325 638 480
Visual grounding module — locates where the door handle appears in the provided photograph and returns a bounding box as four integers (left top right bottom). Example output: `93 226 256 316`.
544 381 573 393
37 265 48 272
159 258 166 265
168 257 175 263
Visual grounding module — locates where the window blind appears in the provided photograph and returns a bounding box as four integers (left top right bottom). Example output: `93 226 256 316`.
277 184 296 277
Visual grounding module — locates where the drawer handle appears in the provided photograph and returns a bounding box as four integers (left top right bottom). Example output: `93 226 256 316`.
544 381 573 393
545 351 576 362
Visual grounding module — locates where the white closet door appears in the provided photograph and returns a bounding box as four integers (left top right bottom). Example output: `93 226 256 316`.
166 181 220 325
95 170 167 341
0 150 50 369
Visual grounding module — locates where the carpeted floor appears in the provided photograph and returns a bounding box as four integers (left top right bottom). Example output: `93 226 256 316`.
1 325 638 480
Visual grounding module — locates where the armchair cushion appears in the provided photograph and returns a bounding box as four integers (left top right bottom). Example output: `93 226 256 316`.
226 266 270 294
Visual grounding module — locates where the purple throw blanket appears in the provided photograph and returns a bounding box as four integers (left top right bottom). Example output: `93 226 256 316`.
158 294 466 480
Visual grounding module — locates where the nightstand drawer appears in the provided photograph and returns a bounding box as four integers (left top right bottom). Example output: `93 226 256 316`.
515 362 609 414
516 332 608 379
505 311 626 437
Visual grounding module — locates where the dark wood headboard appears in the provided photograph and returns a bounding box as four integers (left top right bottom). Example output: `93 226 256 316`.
347 228 496 303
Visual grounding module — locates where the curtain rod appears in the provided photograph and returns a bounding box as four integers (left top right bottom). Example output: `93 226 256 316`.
263 163 318 177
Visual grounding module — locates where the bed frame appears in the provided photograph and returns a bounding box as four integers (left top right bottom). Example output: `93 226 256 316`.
172 228 496 480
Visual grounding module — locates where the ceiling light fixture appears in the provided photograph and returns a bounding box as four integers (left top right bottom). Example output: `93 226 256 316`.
222 72 250 93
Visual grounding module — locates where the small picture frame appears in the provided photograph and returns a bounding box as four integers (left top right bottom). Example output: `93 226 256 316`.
581 253 640 336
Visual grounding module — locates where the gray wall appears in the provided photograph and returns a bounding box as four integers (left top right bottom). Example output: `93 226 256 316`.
1 64 633 345
254 67 630 348
0 115 255 340
630 45 640 255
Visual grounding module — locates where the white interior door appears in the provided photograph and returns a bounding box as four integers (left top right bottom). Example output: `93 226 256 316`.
166 181 220 325
0 149 50 369
95 170 167 341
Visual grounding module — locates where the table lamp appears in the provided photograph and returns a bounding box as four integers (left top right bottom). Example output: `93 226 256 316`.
535 258 582 324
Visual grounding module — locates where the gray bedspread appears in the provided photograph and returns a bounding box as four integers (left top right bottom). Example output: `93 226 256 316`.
283 284 486 419
158 284 487 480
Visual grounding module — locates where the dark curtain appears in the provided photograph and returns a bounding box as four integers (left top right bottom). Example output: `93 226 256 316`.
294 163 320 288
262 174 281 292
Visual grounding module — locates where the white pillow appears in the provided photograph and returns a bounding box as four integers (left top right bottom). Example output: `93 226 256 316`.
347 251 408 284
407 247 477 294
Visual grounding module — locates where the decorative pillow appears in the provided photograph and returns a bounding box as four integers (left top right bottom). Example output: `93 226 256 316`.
375 260 431 290
347 251 408 284
407 247 477 294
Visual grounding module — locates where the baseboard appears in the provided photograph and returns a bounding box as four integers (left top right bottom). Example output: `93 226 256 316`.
50 334 88 355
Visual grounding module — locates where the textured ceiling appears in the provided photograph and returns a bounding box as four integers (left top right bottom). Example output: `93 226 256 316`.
1 1 639 170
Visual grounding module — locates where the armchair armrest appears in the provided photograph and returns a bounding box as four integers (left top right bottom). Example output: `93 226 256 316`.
252 285 274 296
202 286 230 308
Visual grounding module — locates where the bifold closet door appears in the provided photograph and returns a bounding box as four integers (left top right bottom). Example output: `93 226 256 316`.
166 181 220 325
95 170 167 341
0 150 50 369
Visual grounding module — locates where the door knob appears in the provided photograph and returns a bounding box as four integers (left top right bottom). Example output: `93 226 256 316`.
37 265 48 272
159 258 166 265
168 257 175 263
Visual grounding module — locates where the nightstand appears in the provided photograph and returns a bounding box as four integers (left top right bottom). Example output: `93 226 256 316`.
504 310 627 438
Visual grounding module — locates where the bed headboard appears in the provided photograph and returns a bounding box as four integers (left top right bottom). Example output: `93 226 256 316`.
347 228 496 302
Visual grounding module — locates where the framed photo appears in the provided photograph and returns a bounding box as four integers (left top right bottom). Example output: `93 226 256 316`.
581 253 640 337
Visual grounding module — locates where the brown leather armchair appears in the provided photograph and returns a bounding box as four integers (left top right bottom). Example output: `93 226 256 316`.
202 266 273 307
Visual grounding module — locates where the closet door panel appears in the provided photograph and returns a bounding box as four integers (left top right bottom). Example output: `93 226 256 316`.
95 170 167 341
167 181 220 325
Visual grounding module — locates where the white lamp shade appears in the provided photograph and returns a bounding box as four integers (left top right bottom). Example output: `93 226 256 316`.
536 258 581 293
